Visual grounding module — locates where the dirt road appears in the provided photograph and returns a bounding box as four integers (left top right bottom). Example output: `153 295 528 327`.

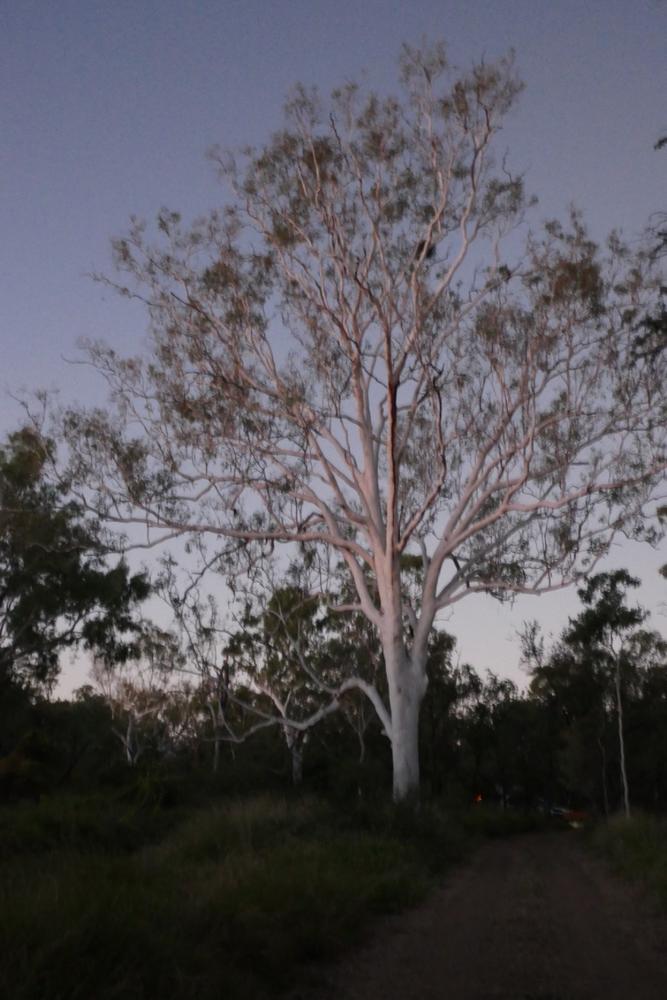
292 833 667 1000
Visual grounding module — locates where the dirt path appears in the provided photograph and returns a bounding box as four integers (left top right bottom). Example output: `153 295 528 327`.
291 833 667 1000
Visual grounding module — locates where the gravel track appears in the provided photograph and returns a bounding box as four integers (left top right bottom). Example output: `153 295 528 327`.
291 832 667 1000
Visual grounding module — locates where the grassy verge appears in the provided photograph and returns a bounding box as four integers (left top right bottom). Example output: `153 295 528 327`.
590 814 667 906
0 793 465 1000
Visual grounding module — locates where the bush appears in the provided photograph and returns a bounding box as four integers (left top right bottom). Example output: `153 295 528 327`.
0 793 448 1000
0 791 179 856
0 788 553 999
591 813 667 904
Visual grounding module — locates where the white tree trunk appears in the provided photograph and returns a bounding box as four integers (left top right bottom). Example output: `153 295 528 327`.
390 696 421 802
385 640 426 802
125 716 136 765
209 702 225 774
284 726 305 786
614 660 631 819
213 729 221 774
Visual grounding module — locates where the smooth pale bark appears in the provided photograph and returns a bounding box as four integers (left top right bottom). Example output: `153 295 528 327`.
211 713 224 774
209 691 230 774
286 728 305 787
355 721 367 765
614 661 631 819
389 690 422 802
288 733 304 787
385 639 427 802
117 714 140 766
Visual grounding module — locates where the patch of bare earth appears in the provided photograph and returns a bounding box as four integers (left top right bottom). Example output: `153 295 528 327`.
289 832 667 1000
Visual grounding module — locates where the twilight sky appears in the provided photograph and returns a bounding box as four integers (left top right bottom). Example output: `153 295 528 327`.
2 0 666 693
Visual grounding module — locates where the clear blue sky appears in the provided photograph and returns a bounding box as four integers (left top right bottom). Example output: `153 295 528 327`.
2 0 666 692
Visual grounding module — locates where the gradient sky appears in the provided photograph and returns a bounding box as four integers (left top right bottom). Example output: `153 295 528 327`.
2 0 666 694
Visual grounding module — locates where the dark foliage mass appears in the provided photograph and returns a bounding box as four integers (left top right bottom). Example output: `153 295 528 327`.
2 568 665 816
0 427 150 694
0 427 151 797
0 429 664 814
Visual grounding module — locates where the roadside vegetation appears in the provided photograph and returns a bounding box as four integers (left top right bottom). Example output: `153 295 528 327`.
0 787 473 1000
1 438 665 997
591 815 667 908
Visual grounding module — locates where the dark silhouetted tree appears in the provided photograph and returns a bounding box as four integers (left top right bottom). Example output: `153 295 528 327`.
0 427 149 693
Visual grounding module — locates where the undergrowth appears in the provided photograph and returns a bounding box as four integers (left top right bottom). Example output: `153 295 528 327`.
0 788 551 1000
0 793 464 1000
591 813 667 906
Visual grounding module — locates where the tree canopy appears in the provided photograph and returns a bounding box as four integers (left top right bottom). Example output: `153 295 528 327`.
524 571 666 817
61 43 667 799
0 426 150 692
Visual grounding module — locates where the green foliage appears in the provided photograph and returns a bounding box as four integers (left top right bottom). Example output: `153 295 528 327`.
567 570 646 647
0 426 150 692
591 815 667 905
631 302 667 363
0 791 180 856
524 574 667 814
659 505 667 580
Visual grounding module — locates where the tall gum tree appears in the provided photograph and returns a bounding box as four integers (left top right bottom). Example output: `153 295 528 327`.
565 571 648 819
62 44 667 800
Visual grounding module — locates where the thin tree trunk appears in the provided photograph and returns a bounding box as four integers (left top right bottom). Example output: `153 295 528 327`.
614 660 631 819
213 731 221 773
598 736 609 819
209 703 223 774
291 741 303 787
126 716 135 765
597 734 610 819
357 724 366 765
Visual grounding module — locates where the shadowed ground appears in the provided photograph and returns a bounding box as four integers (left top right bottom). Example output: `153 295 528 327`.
291 833 667 1000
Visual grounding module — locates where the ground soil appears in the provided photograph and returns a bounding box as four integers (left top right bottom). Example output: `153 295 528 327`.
290 832 667 1000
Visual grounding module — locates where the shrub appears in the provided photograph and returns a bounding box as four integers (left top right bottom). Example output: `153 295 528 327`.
0 793 447 1000
592 813 667 904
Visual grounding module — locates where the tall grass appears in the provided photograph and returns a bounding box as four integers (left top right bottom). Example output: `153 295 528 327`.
591 814 667 905
0 789 546 999
0 794 459 1000
0 790 180 855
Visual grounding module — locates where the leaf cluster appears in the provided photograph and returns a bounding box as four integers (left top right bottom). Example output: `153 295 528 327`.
0 427 150 691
